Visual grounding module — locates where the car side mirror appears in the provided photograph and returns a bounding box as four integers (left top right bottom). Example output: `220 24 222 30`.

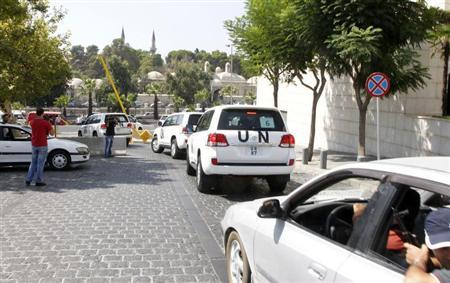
192 125 197 132
158 121 162 126
258 199 284 219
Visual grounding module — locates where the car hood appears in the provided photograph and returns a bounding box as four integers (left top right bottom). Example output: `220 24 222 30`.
48 138 89 150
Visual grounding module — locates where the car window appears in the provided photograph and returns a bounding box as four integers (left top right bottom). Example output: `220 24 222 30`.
289 177 381 248
0 127 30 141
174 115 183 125
196 110 214 132
218 109 286 131
106 115 127 124
366 185 450 272
187 114 201 126
163 116 174 126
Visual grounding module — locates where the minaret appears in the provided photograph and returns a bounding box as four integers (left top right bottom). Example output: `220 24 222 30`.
150 30 157 55
121 27 125 43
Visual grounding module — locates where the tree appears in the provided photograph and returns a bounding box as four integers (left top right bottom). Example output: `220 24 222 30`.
220 85 237 104
194 89 210 111
165 62 211 105
225 0 289 107
166 50 195 67
323 0 436 158
81 79 96 116
103 39 140 75
274 0 333 161
54 95 71 117
0 1 71 115
172 96 185 112
108 55 134 98
428 9 450 116
146 82 164 119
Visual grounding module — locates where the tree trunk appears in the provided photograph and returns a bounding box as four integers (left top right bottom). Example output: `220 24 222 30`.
273 79 279 107
307 95 319 161
88 91 93 116
358 107 367 158
442 41 449 116
63 107 67 117
153 94 159 120
1 100 13 123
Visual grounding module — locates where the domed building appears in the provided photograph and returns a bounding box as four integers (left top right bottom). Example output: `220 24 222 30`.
210 62 256 104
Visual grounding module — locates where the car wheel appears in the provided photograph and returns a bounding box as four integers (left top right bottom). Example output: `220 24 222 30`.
266 175 288 193
186 147 196 176
170 138 182 159
93 131 97 137
48 150 70 170
196 156 214 193
226 231 251 283
151 136 164 153
78 131 82 137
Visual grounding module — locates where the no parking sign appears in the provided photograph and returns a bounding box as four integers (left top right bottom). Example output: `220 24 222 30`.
365 72 390 160
365 72 390 97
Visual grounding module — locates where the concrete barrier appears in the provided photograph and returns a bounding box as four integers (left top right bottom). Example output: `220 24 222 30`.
61 136 127 156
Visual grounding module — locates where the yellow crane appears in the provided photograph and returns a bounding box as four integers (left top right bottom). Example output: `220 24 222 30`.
98 55 152 142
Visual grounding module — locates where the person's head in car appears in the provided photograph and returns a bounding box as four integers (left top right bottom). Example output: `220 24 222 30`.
424 208 450 268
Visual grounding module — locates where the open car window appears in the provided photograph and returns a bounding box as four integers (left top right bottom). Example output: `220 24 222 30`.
289 177 381 248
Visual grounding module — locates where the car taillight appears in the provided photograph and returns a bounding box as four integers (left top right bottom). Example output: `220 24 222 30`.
279 134 295 148
211 158 218 165
127 123 132 128
182 127 188 134
207 133 229 147
289 159 295 166
101 123 106 129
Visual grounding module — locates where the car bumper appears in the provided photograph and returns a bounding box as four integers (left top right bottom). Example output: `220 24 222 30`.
203 162 294 176
70 153 90 163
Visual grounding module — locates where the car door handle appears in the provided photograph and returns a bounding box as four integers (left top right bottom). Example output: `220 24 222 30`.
308 262 327 281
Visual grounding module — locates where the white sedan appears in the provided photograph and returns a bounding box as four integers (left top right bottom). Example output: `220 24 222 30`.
221 157 450 283
0 124 90 170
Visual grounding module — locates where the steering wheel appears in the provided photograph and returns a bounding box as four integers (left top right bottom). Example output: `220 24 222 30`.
325 204 354 244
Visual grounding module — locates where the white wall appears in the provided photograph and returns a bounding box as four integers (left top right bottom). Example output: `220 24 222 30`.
256 45 450 157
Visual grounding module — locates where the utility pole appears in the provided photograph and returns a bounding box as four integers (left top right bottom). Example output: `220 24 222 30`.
226 44 233 73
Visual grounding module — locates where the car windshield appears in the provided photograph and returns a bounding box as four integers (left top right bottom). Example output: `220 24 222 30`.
217 109 286 131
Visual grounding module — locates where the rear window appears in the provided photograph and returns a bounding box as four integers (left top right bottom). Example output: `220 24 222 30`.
187 114 201 126
218 109 286 131
105 114 128 123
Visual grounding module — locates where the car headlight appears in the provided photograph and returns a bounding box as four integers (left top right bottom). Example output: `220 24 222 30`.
76 147 89 154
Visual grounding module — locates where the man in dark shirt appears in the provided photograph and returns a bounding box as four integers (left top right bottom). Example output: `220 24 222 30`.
104 116 116 158
25 107 54 186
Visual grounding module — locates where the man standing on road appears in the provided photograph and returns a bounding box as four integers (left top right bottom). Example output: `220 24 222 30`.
104 116 116 158
404 208 450 283
25 107 54 186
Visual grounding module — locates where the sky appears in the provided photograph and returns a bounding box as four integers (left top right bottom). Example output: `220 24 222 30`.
49 0 246 58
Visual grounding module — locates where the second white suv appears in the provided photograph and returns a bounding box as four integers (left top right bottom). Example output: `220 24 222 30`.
186 105 295 193
151 112 202 158
78 113 132 145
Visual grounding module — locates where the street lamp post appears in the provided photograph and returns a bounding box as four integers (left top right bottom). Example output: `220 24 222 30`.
226 44 233 73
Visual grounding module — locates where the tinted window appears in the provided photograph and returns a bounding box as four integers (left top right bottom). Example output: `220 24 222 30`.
106 115 128 123
187 114 201 126
196 111 214 132
218 109 285 131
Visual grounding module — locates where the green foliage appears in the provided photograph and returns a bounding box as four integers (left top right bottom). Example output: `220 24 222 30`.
220 85 238 104
0 0 71 110
109 55 134 96
166 50 195 67
54 95 71 108
11 102 25 110
165 62 211 105
172 95 185 112
194 89 210 104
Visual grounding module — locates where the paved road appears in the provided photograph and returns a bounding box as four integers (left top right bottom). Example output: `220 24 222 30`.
0 142 311 283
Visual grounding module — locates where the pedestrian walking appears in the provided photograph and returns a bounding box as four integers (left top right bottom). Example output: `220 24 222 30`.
25 107 54 186
104 116 116 158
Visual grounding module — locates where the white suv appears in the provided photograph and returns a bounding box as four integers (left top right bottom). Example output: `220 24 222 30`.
186 105 295 193
78 113 132 145
151 112 202 158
